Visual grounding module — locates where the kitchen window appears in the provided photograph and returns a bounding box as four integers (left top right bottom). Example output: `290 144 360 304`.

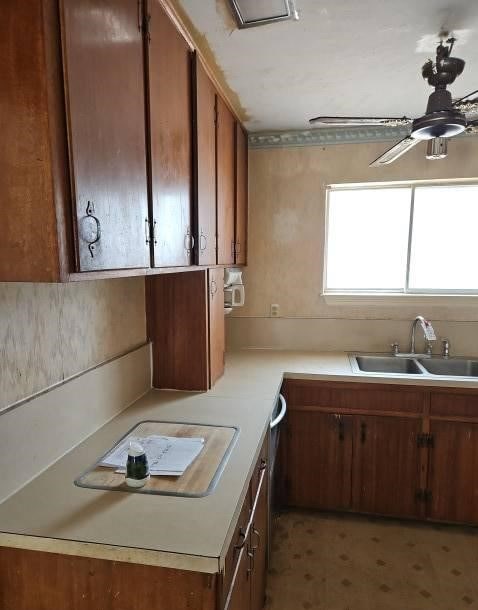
324 182 478 296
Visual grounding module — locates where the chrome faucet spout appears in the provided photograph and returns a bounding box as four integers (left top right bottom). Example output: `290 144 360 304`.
409 316 436 355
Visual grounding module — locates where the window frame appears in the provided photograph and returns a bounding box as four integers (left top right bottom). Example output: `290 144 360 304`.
323 178 478 299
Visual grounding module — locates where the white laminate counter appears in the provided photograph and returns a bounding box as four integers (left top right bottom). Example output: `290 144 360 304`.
1 349 478 573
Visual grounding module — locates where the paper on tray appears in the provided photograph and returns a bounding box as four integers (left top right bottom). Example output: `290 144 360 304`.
99 435 205 476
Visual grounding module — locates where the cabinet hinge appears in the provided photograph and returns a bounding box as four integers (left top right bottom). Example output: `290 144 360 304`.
417 433 434 448
415 488 433 502
142 13 151 42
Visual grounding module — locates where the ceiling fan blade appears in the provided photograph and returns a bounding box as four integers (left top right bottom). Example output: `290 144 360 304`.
309 116 412 127
370 137 420 167
453 89 478 106
455 95 478 118
466 120 478 134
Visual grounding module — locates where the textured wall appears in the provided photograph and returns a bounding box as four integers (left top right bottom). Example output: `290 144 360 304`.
0 278 146 410
227 137 478 352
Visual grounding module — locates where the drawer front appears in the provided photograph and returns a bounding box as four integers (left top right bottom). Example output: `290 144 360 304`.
430 391 478 419
222 496 250 603
283 380 425 414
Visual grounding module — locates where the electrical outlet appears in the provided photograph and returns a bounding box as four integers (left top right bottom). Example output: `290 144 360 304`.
270 304 279 317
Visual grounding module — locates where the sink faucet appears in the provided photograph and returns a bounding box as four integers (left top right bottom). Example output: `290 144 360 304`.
410 316 436 355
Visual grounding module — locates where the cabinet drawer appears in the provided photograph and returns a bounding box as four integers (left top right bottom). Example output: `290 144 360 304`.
222 493 250 604
283 380 425 414
430 391 478 419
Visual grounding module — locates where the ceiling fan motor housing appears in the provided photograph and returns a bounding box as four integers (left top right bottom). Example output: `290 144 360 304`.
412 89 467 140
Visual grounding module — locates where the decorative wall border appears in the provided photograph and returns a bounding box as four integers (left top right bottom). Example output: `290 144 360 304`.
248 126 477 149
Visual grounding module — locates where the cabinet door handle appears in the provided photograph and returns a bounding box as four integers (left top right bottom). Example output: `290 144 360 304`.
247 547 255 576
152 220 157 245
252 527 260 551
145 218 151 245
360 422 367 443
259 458 267 471
234 528 246 550
235 241 241 254
84 201 101 258
184 229 194 253
199 232 207 252
210 278 218 297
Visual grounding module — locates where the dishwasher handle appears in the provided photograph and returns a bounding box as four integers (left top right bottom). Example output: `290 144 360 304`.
270 394 287 429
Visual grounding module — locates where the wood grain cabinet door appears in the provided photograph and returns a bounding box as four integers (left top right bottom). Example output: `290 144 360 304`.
146 0 193 267
193 55 217 266
61 0 150 271
216 96 235 265
285 410 353 510
353 415 422 518
428 421 478 524
234 123 248 265
226 545 251 610
208 267 225 386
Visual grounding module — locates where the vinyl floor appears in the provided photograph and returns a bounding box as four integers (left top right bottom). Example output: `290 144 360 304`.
265 510 478 610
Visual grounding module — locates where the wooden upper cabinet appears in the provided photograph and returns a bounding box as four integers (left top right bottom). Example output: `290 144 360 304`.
146 0 193 268
193 55 217 266
208 267 225 386
216 96 235 266
235 123 248 265
61 0 150 271
428 420 478 524
352 415 422 518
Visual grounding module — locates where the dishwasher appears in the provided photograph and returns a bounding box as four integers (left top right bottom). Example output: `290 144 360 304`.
268 393 287 560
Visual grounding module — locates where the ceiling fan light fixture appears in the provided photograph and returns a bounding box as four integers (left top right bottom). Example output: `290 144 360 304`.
411 110 467 140
227 0 299 28
426 138 448 160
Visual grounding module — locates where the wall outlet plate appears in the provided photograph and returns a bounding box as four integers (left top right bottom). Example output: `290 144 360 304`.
270 304 279 317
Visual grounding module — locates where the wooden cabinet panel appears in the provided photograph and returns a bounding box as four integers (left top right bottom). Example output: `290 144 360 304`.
61 0 150 271
147 1 192 267
216 96 235 265
235 123 248 265
148 272 209 391
283 380 425 414
193 56 217 266
208 267 225 386
285 410 353 510
0 547 216 610
430 390 478 419
353 415 422 518
226 545 251 610
223 497 250 605
250 469 268 610
428 420 478 524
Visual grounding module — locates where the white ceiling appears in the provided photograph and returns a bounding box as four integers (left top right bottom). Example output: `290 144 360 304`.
178 0 478 132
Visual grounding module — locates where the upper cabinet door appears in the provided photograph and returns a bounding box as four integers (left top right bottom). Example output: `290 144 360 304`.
216 96 235 266
146 1 193 268
61 0 150 271
193 56 217 266
235 123 248 265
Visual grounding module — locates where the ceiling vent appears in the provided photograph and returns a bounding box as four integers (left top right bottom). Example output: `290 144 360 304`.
227 0 299 28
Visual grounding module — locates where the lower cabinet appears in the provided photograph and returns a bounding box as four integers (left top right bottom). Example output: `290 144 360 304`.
428 420 478 524
282 379 478 526
223 436 269 610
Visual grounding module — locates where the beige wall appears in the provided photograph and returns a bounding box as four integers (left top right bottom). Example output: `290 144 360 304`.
227 137 478 353
0 278 147 410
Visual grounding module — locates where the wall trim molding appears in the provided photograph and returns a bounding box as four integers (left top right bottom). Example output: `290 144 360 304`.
248 127 478 149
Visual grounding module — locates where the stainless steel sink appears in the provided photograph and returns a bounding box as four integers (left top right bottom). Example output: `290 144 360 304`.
418 358 478 377
354 356 423 375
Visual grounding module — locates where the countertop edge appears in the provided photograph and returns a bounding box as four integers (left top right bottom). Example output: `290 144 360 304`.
0 532 219 573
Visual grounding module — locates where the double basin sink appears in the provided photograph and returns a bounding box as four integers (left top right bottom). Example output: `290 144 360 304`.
350 354 478 378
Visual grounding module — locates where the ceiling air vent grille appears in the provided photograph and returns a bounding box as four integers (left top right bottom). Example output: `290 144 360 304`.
228 0 299 28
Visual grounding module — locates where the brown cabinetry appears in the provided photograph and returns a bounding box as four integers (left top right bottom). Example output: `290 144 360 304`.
1 0 248 282
216 96 236 266
61 0 150 272
193 55 217 266
146 0 193 268
282 380 478 525
234 124 248 265
147 269 225 391
223 436 269 610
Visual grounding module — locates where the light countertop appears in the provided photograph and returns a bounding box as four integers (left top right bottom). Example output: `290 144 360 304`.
1 349 477 573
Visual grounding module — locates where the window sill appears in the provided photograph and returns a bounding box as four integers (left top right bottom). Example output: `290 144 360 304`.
322 292 478 307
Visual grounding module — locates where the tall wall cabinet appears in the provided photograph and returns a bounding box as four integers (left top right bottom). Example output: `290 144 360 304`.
0 0 248 282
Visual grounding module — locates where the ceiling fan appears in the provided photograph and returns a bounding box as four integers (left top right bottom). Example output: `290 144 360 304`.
309 36 478 166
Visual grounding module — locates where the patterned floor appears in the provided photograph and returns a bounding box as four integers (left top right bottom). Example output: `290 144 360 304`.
266 510 478 610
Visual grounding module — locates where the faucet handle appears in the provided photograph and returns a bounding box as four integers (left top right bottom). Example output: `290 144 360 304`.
391 342 400 355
